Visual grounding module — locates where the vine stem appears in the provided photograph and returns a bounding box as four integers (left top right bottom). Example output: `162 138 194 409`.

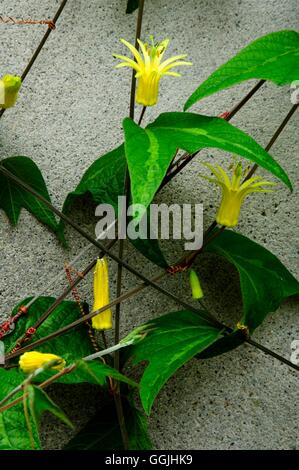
113 0 145 450
164 79 266 183
4 235 299 373
0 0 68 120
1 104 298 373
0 10 298 418
10 239 117 353
244 102 299 181
1 76 265 351
0 342 133 412
0 359 61 408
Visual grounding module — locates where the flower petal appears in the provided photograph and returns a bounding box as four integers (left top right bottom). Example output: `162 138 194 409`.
120 38 144 66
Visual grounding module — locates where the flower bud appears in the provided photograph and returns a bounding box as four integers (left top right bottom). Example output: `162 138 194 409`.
189 269 204 299
19 351 65 374
92 257 113 330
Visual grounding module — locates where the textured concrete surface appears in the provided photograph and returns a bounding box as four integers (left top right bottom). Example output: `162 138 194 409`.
0 0 298 450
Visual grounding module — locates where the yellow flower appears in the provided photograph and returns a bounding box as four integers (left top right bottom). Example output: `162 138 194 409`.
0 75 22 109
19 351 66 374
189 270 204 299
114 36 192 106
200 162 276 227
92 257 113 330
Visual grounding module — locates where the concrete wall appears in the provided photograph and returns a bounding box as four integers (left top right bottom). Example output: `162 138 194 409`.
0 0 298 449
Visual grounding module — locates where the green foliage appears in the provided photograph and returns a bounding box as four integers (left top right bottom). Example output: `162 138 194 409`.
69 360 137 388
123 113 291 220
126 0 139 14
126 310 224 415
129 208 169 268
5 297 93 365
0 368 40 450
185 30 299 109
206 230 299 332
0 157 58 235
59 145 126 222
26 385 73 429
59 145 167 267
64 395 152 450
4 297 138 386
4 297 96 384
197 331 246 359
1 24 298 452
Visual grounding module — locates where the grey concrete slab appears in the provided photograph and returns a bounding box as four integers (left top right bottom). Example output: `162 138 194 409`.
0 0 298 450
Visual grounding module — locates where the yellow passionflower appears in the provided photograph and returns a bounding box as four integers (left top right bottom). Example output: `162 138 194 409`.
0 75 22 109
200 162 276 227
19 351 66 374
92 257 113 330
114 36 192 106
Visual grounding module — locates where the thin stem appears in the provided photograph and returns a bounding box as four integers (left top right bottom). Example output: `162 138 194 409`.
0 343 131 410
115 0 146 363
114 0 145 450
0 359 61 407
0 365 76 414
2 329 298 417
11 239 116 352
1 69 264 354
0 0 68 119
4 270 220 361
228 79 265 120
5 258 299 374
2 101 298 374
23 389 35 450
244 103 299 181
129 0 145 121
138 106 147 125
164 80 266 185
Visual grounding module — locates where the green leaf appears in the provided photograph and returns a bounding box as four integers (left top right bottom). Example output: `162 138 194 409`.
0 156 58 234
185 30 299 109
3 297 97 384
3 297 138 387
59 145 126 222
206 230 299 332
27 385 73 429
59 144 168 268
123 113 292 219
0 368 40 450
64 396 152 450
127 310 224 415
196 330 246 359
129 208 169 268
126 0 139 14
70 360 138 388
4 297 92 359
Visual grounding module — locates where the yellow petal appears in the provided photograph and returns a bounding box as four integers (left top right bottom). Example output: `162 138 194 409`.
120 38 144 66
159 54 189 69
161 61 192 73
137 38 150 65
